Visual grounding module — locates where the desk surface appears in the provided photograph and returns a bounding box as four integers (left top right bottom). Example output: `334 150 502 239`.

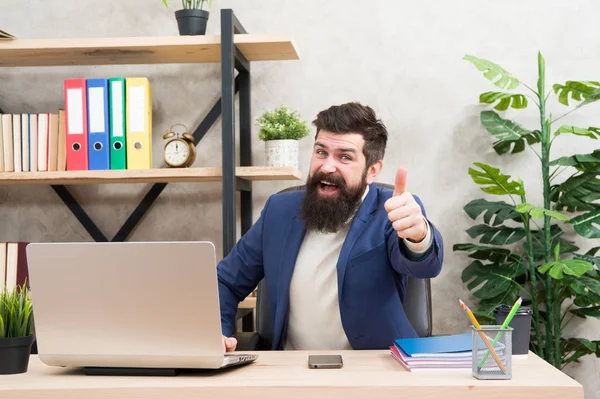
0 351 583 399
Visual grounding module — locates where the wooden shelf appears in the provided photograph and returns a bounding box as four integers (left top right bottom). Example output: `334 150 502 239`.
0 166 302 186
0 34 299 67
238 297 256 309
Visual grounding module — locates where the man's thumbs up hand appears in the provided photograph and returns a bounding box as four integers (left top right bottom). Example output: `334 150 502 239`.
384 167 428 243
393 166 408 196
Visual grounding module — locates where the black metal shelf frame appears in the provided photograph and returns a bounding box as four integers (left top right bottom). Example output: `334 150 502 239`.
1 9 252 258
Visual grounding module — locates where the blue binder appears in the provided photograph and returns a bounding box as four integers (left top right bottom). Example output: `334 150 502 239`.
86 78 110 170
394 333 473 356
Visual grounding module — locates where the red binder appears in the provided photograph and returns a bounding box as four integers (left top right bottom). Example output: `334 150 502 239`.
64 79 88 170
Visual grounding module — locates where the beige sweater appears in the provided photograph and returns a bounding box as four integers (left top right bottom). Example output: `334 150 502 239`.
283 186 432 350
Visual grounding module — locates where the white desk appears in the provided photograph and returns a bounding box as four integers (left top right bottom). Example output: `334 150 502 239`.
0 350 583 399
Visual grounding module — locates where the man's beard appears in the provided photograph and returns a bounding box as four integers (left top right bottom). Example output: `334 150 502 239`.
299 170 368 234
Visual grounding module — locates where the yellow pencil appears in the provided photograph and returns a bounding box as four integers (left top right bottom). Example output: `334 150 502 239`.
459 299 507 373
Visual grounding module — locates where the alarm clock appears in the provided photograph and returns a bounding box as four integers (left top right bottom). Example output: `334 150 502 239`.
162 124 196 168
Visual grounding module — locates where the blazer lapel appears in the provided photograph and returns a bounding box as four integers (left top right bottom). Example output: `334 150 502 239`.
336 183 378 299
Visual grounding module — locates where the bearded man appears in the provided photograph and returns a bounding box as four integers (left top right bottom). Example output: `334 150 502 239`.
217 102 444 351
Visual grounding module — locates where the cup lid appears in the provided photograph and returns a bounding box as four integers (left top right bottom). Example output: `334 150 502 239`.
494 303 533 315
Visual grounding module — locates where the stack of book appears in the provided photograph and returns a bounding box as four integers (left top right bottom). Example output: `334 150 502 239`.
390 333 506 372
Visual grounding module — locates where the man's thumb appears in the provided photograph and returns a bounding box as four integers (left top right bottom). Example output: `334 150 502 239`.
393 166 407 196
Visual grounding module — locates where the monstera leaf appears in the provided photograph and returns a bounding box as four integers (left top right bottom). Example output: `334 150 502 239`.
480 111 541 155
463 199 522 226
453 243 518 264
554 125 600 140
574 247 600 266
561 338 600 364
464 55 520 90
571 306 600 319
466 224 526 245
552 81 600 106
538 259 594 279
529 224 579 262
550 150 600 172
461 260 526 300
551 173 600 212
469 162 525 196
571 208 600 239
480 92 528 111
515 203 570 221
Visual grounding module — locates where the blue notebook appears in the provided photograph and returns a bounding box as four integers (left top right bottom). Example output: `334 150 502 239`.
394 334 472 357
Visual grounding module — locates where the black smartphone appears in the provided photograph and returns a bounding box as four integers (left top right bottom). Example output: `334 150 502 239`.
308 354 343 369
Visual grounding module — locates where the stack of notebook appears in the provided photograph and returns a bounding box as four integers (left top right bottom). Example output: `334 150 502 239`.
390 333 506 371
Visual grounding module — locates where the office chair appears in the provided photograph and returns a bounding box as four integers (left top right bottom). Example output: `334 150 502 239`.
234 183 433 350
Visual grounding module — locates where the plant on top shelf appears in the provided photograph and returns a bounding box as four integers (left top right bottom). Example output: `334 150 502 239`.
455 51 600 371
163 0 213 36
256 105 310 169
0 283 35 374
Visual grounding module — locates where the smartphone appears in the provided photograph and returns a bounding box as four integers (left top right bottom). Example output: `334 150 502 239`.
308 354 343 369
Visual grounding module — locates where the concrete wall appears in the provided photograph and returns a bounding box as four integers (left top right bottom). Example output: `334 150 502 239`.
1 0 599 396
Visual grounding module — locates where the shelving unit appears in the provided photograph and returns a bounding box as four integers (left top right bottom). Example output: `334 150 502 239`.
0 10 302 257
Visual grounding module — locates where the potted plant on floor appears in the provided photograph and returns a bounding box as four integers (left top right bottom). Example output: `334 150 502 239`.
0 283 35 374
256 105 310 169
163 0 212 36
455 52 600 371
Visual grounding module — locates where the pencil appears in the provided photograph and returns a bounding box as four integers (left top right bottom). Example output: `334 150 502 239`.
459 299 507 373
478 297 522 368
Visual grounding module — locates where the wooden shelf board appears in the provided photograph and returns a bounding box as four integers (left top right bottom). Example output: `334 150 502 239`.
238 297 256 309
0 34 299 67
0 167 302 186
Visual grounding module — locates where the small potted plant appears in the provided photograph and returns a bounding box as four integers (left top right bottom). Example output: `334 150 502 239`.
0 283 34 375
163 0 212 36
256 105 310 169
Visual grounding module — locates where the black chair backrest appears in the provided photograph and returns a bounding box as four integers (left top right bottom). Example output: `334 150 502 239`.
255 183 433 349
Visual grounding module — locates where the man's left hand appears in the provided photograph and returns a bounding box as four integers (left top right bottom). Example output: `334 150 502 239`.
384 166 428 243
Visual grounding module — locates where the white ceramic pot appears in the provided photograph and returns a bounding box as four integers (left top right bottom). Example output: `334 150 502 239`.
264 139 299 168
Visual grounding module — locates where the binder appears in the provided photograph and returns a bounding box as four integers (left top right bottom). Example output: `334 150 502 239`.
125 77 152 170
109 78 127 170
37 113 49 172
0 114 3 172
86 78 110 170
29 113 38 172
1 114 13 172
47 113 59 171
12 114 21 172
394 334 473 357
21 114 29 172
64 78 88 170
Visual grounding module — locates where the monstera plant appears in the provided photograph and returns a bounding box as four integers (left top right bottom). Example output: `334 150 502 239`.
455 52 600 370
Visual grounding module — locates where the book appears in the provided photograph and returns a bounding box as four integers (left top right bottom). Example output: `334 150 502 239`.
390 334 507 372
0 29 15 40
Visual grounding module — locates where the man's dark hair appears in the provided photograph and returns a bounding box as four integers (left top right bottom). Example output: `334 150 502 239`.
312 102 388 168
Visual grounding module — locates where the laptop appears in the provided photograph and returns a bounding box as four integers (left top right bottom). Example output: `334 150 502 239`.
25 241 257 374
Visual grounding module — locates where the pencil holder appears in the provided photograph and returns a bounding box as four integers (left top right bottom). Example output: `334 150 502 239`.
472 325 512 380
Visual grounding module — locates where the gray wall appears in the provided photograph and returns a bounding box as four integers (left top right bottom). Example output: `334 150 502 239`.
1 0 599 396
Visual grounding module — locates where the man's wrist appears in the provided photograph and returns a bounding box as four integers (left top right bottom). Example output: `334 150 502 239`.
402 217 433 254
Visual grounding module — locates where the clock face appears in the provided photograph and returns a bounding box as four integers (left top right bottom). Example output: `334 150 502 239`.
165 140 190 166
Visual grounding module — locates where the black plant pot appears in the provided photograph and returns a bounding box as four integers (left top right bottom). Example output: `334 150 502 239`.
175 9 209 36
0 335 35 374
494 304 532 355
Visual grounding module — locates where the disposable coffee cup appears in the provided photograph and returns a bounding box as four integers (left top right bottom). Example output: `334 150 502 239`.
494 304 532 355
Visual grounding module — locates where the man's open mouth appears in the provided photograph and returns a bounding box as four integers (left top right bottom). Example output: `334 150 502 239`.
319 180 340 194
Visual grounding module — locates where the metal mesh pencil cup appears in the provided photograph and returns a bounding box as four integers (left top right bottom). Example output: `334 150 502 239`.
472 325 513 380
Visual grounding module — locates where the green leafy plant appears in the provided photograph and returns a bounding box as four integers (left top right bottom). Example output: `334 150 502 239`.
456 52 600 370
162 0 212 10
0 284 33 338
256 105 311 141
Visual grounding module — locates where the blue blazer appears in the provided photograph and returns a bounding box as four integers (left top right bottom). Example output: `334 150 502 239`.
217 183 444 350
